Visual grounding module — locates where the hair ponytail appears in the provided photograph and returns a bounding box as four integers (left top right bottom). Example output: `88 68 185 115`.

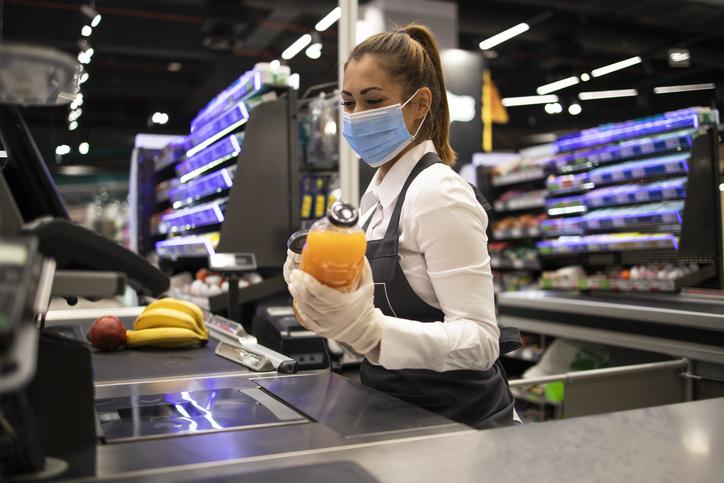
346 23 457 165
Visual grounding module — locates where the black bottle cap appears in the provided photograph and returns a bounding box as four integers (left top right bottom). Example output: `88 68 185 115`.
327 202 358 227
287 230 308 255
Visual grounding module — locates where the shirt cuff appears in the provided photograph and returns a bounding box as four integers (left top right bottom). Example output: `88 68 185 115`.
367 315 449 371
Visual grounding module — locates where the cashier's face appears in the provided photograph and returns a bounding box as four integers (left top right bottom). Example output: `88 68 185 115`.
342 54 422 135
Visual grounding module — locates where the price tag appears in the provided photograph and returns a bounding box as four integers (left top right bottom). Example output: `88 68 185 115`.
640 143 654 154
620 146 634 158
600 152 612 162
631 167 646 178
494 202 503 211
665 138 678 149
663 188 678 198
513 260 524 269
510 228 523 238
634 191 649 202
665 161 683 174
612 217 625 227
611 170 626 181
587 219 601 230
617 193 632 204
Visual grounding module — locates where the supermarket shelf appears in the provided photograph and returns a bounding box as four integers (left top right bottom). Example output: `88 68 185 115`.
156 232 219 258
492 227 542 240
494 197 546 212
554 107 717 153
186 102 249 158
177 134 241 183
491 258 541 271
585 178 687 209
540 264 716 293
554 129 695 174
169 166 236 209
492 169 545 187
537 234 678 255
161 198 227 234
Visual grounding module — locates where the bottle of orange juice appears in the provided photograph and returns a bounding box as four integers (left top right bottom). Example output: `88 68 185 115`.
300 202 367 292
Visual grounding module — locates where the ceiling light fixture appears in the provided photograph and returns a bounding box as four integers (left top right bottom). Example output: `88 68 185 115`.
315 6 341 32
282 34 312 60
55 145 71 155
537 76 580 95
288 73 300 90
151 112 169 125
79 142 89 155
501 94 559 107
479 23 530 50
80 72 89 84
69 121 79 131
269 59 280 70
167 62 182 72
68 109 83 122
0 150 6 158
580 73 590 82
81 5 102 28
305 42 322 59
591 56 642 78
81 25 92 37
578 89 638 100
568 103 582 115
653 83 716 94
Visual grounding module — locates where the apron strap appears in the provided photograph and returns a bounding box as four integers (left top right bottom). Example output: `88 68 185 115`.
383 152 441 240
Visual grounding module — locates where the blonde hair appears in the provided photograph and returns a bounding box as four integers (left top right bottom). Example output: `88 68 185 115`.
346 23 456 166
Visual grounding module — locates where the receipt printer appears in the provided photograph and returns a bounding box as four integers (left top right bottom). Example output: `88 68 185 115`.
252 305 330 370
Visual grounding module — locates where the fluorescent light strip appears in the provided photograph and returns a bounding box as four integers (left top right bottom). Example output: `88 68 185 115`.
578 89 638 101
315 6 341 32
282 34 312 60
0 150 6 158
479 23 529 50
591 56 642 78
501 94 558 107
537 76 579 95
653 83 716 94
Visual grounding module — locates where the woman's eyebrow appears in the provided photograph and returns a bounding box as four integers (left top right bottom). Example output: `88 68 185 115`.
341 86 385 96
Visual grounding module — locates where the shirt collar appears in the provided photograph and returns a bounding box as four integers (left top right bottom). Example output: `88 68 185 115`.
362 140 436 211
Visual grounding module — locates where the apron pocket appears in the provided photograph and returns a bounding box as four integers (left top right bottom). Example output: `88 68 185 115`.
386 391 453 410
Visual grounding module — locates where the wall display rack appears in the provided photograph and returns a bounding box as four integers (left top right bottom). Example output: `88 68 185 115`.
535 107 721 293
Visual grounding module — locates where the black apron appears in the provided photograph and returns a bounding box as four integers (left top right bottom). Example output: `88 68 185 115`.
360 152 521 429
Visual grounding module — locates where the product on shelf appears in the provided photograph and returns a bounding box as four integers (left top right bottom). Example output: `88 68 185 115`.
489 241 539 269
581 200 684 231
536 232 678 254
491 213 547 239
541 262 702 292
587 152 689 185
493 270 537 292
546 172 594 195
494 189 547 211
583 177 687 209
166 270 264 309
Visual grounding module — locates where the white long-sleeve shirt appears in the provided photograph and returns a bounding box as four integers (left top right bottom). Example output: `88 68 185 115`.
360 140 500 372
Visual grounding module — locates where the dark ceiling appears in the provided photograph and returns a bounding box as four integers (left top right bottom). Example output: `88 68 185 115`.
3 0 724 173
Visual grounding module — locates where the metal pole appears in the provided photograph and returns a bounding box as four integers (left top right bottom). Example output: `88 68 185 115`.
508 358 689 388
338 0 359 206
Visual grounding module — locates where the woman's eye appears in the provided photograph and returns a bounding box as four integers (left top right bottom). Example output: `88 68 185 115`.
366 98 382 105
341 100 355 107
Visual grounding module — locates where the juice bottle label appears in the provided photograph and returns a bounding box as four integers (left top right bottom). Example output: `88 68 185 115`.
300 230 367 292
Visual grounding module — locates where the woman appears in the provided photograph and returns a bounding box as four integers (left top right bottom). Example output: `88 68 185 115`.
286 23 520 429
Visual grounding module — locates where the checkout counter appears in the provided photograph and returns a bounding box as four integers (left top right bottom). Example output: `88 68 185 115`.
1 44 723 482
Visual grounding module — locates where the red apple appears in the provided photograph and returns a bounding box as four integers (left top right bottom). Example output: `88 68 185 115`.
89 315 127 351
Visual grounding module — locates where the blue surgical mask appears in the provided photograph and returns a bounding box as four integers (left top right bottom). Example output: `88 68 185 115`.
342 89 428 168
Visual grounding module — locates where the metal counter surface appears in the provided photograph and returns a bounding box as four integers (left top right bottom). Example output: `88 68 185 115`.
68 396 724 482
498 290 724 364
499 290 724 331
86 372 466 479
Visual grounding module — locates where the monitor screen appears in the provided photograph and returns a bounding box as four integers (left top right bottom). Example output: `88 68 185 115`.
0 105 69 222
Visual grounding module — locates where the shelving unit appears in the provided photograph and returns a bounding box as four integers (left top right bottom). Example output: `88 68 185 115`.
485 152 551 294
536 107 721 293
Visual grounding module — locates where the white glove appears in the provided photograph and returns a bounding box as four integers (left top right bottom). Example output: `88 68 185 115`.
283 249 301 284
288 259 383 355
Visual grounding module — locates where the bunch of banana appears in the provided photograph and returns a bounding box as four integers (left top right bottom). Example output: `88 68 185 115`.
128 298 209 349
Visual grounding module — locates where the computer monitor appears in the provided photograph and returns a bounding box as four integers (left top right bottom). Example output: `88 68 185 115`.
0 104 69 222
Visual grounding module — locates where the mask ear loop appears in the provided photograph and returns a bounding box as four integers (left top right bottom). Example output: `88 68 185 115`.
401 88 428 139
